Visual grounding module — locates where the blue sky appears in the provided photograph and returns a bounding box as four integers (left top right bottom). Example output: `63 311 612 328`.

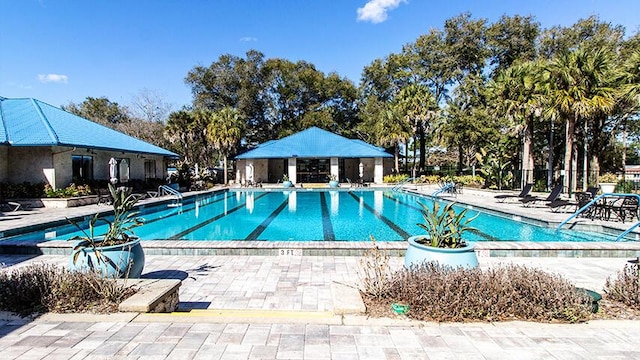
2 0 639 112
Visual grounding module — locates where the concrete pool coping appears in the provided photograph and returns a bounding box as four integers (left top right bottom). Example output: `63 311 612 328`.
2 185 640 258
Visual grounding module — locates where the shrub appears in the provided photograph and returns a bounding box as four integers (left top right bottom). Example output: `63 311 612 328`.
604 263 640 310
0 182 46 198
383 174 409 183
44 183 93 198
361 262 593 323
358 237 393 299
0 263 136 316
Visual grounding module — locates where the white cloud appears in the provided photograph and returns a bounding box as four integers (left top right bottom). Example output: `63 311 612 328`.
239 36 258 42
37 74 68 84
357 0 406 24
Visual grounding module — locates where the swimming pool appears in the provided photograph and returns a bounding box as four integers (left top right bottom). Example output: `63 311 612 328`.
0 189 618 242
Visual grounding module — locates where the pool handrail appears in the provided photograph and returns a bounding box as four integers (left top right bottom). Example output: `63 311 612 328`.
158 185 183 205
392 177 418 191
556 192 640 241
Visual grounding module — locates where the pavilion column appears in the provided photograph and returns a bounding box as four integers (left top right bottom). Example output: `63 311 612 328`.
374 157 383 184
288 158 297 184
330 157 339 181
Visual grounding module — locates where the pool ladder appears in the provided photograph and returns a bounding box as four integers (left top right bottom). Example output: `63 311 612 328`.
392 177 418 191
158 185 183 207
557 193 640 241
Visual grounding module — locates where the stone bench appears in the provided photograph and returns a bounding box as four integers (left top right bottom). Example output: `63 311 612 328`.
118 279 181 313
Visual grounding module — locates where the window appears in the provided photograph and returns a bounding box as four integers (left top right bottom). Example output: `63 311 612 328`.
144 159 156 180
72 155 93 183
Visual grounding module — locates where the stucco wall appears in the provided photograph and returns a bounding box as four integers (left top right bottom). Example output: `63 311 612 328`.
8 146 54 184
0 146 8 182
4 146 169 189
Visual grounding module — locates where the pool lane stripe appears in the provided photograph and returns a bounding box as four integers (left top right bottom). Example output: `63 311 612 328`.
169 192 271 240
319 192 335 241
245 199 289 241
347 192 410 239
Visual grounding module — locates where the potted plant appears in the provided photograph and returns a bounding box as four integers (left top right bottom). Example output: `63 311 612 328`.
282 174 293 188
404 201 479 269
328 174 339 188
67 184 145 278
598 173 618 193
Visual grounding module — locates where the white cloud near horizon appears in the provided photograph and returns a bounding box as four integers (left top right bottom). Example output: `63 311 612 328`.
37 73 68 84
357 0 406 23
240 36 258 42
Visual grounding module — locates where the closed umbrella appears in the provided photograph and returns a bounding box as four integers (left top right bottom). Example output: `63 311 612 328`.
359 162 364 179
109 158 118 184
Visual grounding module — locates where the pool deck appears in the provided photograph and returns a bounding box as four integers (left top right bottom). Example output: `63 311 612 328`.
1 185 640 359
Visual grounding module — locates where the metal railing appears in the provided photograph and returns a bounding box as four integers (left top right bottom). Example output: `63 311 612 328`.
556 193 640 241
158 185 183 206
392 177 418 191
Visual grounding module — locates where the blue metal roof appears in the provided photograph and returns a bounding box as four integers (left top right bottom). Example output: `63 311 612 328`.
0 97 178 157
236 127 392 159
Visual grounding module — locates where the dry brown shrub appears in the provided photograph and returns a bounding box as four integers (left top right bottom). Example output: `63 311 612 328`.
604 263 640 310
0 263 136 316
366 262 593 323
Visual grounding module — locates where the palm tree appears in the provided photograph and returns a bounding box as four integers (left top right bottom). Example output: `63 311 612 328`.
377 107 412 173
618 51 640 169
543 47 616 193
204 107 245 185
489 61 542 187
394 84 437 173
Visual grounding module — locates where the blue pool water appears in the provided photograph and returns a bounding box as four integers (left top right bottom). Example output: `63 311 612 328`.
1 189 617 242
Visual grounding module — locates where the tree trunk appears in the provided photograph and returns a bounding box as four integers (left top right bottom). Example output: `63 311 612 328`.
394 144 400 173
563 117 576 194
582 121 588 191
458 144 464 175
419 123 426 172
223 156 228 185
522 116 534 187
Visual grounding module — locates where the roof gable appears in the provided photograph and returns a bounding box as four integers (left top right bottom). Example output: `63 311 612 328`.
236 127 391 159
0 97 177 157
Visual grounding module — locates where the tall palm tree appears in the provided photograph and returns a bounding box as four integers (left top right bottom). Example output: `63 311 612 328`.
618 51 640 169
394 84 437 173
543 47 616 193
489 61 542 187
376 107 412 173
204 107 245 184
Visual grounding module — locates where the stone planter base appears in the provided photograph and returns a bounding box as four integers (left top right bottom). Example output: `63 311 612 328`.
40 195 99 208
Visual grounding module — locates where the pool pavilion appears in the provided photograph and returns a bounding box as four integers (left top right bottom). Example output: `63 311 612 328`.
0 96 178 189
235 127 393 185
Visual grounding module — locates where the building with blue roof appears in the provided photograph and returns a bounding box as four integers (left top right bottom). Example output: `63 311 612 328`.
235 127 392 184
0 96 178 189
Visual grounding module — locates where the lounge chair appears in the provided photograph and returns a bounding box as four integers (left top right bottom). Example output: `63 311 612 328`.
0 197 22 211
548 190 597 214
520 184 563 207
494 183 533 203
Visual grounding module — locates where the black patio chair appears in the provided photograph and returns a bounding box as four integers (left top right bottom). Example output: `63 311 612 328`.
520 184 563 207
607 196 639 223
495 183 533 203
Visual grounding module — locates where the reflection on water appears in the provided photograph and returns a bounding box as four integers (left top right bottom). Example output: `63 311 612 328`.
288 191 297 212
374 190 383 213
246 192 254 213
330 191 339 216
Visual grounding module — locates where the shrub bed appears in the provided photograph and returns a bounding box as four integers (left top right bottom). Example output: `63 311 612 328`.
0 264 136 316
361 261 593 323
604 263 640 310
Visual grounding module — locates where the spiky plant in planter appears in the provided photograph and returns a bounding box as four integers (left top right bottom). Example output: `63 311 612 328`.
405 201 480 269
68 184 145 278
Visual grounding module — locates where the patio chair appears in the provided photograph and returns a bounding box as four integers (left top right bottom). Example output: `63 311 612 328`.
607 196 639 223
0 192 23 211
494 183 533 203
520 184 563 207
97 188 112 205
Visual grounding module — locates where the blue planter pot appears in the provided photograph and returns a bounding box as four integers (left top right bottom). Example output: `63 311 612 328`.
69 238 145 278
404 235 478 269
328 180 339 188
282 181 293 188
